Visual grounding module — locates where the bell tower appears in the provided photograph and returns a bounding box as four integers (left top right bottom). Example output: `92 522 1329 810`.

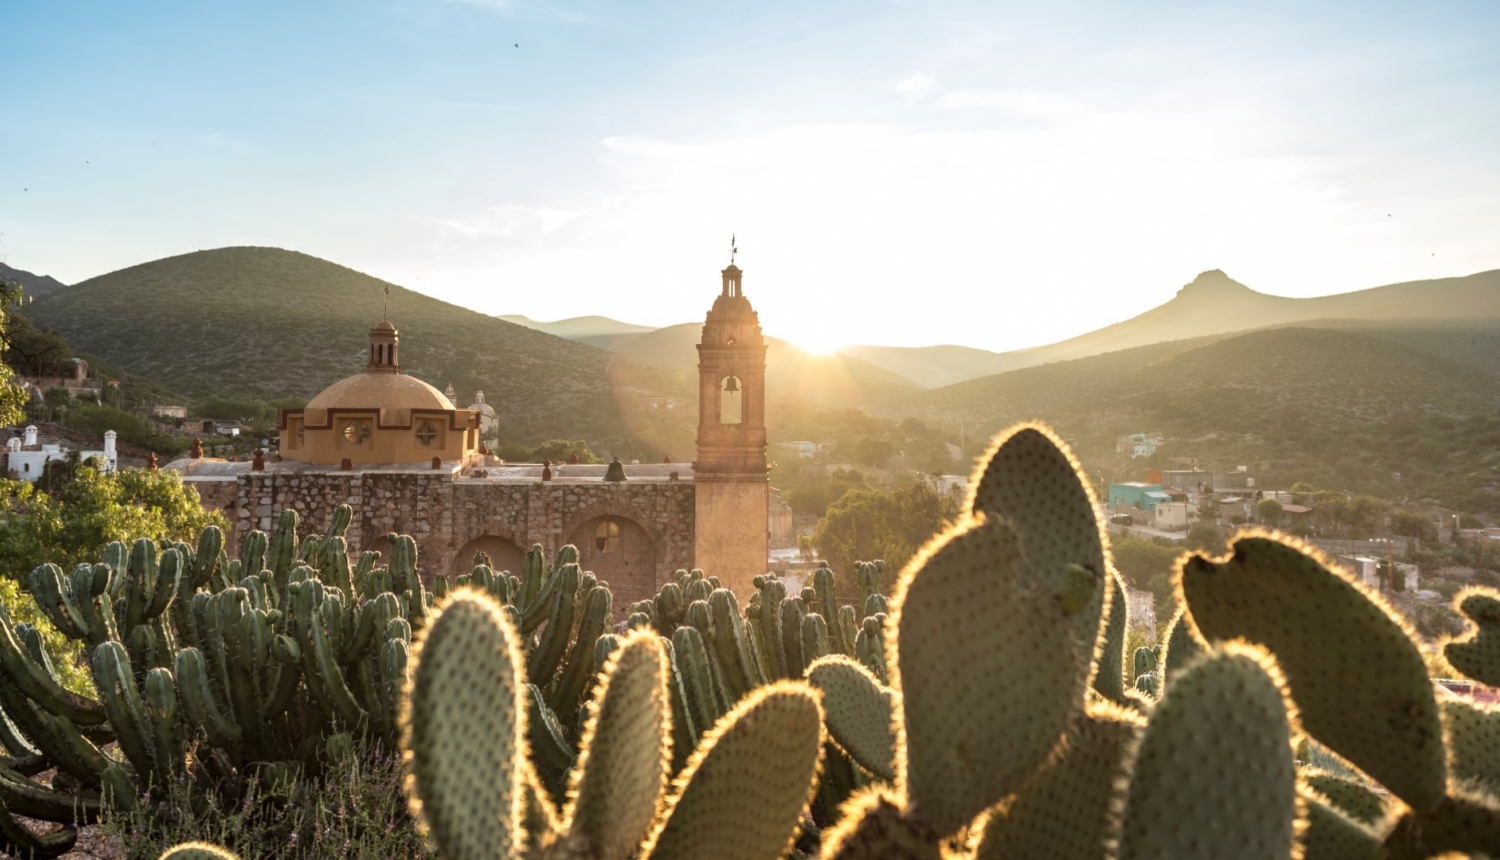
694 261 769 596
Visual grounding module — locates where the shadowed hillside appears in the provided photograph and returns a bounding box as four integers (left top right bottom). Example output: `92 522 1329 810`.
912 326 1500 511
24 247 691 448
0 262 69 299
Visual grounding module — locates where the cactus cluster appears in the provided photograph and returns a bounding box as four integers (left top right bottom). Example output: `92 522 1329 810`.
0 506 446 858
68 421 1500 860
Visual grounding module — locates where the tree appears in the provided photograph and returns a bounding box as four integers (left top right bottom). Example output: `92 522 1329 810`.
1184 523 1228 556
0 460 227 579
1390 509 1438 542
1195 496 1221 524
1289 482 1316 505
853 436 897 469
0 279 31 426
813 481 959 576
532 439 600 464
1 312 73 378
1255 498 1285 527
1312 491 1350 535
1346 495 1390 534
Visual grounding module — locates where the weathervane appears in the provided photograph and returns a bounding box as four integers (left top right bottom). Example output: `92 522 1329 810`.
730 234 737 265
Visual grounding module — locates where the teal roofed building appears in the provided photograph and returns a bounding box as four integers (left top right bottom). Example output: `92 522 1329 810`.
1108 482 1172 512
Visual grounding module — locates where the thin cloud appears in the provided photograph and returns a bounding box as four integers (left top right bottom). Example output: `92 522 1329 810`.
894 72 935 100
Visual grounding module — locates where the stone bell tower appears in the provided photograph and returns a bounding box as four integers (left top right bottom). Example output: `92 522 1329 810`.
693 261 769 596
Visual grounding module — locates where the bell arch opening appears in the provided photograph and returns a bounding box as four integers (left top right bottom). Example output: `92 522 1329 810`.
720 375 743 426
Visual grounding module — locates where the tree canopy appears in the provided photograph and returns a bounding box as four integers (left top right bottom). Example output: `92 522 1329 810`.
812 480 959 577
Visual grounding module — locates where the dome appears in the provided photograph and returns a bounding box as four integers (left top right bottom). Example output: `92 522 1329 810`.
306 372 456 416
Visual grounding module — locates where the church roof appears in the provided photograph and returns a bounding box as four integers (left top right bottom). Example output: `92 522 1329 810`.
306 372 456 413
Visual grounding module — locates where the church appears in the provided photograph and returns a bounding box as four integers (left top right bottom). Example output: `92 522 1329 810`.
172 262 770 606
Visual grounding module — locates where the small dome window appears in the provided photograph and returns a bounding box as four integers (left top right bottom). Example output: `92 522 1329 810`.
342 419 371 446
415 420 439 447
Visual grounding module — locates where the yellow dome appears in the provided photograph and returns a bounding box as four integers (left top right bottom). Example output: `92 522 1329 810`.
306 372 455 417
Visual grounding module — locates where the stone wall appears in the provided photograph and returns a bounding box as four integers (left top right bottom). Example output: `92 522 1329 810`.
187 469 696 608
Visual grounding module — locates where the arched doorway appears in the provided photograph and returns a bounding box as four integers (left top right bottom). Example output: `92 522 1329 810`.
453 534 526 575
568 515 658 609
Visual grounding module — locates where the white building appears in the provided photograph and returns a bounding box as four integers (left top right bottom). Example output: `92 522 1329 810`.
5 428 117 481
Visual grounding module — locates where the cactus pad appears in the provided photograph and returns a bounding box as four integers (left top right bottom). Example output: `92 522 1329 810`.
1299 790 1383 860
806 655 897 781
974 701 1144 860
1302 770 1388 826
892 513 1090 837
818 789 941 860
1113 643 1299 860
158 844 241 860
1443 698 1500 795
642 682 823 860
1160 607 1205 690
564 629 672 860
1179 534 1446 812
402 590 527 860
1445 587 1500 688
965 423 1108 661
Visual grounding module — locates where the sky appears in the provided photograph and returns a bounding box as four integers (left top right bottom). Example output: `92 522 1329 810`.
3 0 1498 353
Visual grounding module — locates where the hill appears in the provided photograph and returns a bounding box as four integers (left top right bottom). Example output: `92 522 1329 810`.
24 248 691 452
587 322 920 412
838 343 1009 389
991 268 1500 371
911 325 1500 512
0 262 69 299
837 269 1500 388
497 314 657 340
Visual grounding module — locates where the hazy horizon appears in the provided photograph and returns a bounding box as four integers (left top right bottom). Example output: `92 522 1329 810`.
4 0 1499 352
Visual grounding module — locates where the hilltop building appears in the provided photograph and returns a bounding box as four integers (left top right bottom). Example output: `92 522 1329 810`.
170 260 770 605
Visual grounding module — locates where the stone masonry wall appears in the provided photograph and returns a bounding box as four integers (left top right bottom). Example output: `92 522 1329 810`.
200 470 695 603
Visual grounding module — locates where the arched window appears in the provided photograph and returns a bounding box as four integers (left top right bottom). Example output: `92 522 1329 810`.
595 521 621 554
415 419 438 447
720 375 743 426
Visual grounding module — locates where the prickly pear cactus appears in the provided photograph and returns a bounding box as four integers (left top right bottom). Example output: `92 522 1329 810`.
1178 535 1447 812
1113 643 1300 860
403 590 527 860
806 655 896 781
1446 587 1500 688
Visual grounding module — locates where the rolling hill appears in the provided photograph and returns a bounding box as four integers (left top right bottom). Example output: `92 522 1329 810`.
0 262 69 299
497 314 657 340
990 268 1500 370
837 268 1500 387
838 343 1009 389
580 322 920 411
908 325 1500 511
23 247 691 449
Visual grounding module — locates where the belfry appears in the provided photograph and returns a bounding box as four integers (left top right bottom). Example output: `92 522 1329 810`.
693 261 770 594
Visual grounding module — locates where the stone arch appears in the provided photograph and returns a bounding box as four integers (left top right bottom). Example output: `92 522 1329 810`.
562 504 660 612
453 534 526 575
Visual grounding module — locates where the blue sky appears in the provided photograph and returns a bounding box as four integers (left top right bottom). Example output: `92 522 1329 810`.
3 0 1498 351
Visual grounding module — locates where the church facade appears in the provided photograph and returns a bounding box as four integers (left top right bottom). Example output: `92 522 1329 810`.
173 262 770 606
